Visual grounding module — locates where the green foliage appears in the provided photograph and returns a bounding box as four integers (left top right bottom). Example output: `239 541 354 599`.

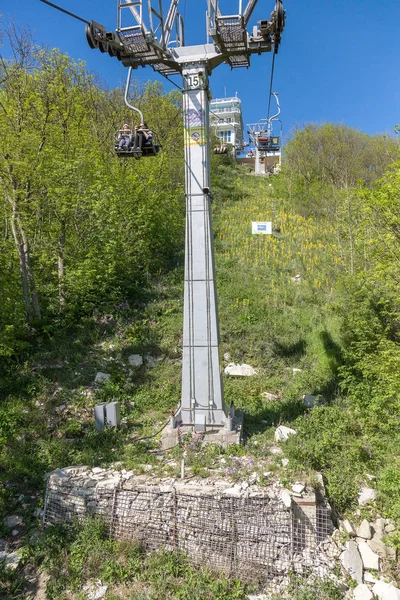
269 574 343 600
284 406 364 511
36 519 248 600
0 40 184 333
0 563 25 600
2 32 400 596
377 463 400 523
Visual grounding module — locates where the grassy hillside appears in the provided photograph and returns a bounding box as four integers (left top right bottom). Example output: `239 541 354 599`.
2 150 400 598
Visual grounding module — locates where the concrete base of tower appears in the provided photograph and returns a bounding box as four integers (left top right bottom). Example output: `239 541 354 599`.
160 411 243 450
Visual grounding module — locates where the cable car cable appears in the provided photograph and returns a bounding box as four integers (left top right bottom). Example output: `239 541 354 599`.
158 71 182 91
39 0 90 25
266 51 276 122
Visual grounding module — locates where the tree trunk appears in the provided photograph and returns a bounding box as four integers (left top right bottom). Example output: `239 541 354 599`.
58 220 66 308
7 192 41 321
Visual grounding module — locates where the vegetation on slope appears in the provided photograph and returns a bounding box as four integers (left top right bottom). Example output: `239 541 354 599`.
1 25 400 600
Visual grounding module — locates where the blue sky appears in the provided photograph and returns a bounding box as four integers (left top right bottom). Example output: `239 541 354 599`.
2 0 400 142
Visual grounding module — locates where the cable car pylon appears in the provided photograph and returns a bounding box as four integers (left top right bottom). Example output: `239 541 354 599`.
40 0 286 444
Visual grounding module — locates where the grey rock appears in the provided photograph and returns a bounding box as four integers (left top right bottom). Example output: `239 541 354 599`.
224 362 257 377
222 486 242 497
372 581 400 600
367 536 387 559
248 472 258 485
358 488 376 506
281 490 292 509
368 536 397 561
358 541 380 571
292 483 305 494
342 519 356 537
94 372 111 384
331 529 341 544
373 518 386 538
96 477 121 489
84 580 108 600
357 519 372 540
270 446 283 455
262 392 280 401
81 478 97 489
3 515 23 529
275 425 297 442
341 540 363 584
353 583 374 600
29 530 40 545
0 552 21 571
91 467 104 474
128 354 143 367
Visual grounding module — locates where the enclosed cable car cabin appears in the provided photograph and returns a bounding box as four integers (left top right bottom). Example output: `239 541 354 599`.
114 122 160 159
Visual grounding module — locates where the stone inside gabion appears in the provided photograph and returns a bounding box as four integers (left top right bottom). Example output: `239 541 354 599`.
43 467 333 585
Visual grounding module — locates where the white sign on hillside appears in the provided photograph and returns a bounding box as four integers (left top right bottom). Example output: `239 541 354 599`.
252 221 272 235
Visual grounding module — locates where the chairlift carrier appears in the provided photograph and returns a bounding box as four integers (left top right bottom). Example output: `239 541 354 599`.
115 67 161 159
254 92 282 152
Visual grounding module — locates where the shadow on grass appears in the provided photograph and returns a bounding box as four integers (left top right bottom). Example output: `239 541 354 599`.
243 398 306 438
272 339 307 360
320 330 343 372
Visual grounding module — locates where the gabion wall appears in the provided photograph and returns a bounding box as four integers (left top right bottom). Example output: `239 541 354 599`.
43 467 333 583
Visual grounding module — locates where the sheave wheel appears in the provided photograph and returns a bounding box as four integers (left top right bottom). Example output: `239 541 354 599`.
85 24 99 49
276 0 285 32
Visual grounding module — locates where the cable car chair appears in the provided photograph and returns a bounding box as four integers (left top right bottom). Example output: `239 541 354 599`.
255 92 282 153
115 67 161 159
210 113 230 155
213 144 228 155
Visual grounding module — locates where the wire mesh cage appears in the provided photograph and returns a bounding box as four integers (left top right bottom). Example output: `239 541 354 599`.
43 478 333 583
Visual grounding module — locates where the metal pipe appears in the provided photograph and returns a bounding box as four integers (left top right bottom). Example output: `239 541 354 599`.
124 67 144 123
267 92 281 124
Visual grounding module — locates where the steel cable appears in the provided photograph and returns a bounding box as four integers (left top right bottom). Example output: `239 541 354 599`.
266 51 276 122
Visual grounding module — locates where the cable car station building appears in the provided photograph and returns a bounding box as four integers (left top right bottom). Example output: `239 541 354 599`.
210 96 244 154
